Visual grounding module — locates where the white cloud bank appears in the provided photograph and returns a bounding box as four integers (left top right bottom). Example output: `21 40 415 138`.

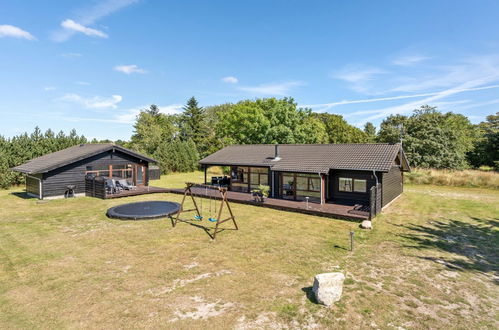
238 81 304 96
52 0 138 42
0 25 36 40
392 55 430 66
115 104 183 123
222 76 238 83
114 64 147 74
333 65 386 94
61 19 108 38
60 93 123 109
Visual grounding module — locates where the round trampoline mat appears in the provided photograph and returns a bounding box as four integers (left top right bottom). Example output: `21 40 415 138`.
106 201 180 220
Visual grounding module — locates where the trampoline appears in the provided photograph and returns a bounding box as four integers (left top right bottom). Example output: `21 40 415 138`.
106 201 181 220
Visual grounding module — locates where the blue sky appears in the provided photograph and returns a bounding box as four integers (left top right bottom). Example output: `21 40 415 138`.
1 0 499 140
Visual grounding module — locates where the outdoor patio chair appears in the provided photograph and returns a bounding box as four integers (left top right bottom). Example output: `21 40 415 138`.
112 179 123 193
117 179 135 190
220 176 230 187
105 179 115 194
211 176 219 185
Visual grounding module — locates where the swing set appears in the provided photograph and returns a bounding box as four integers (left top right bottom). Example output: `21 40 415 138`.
173 182 238 240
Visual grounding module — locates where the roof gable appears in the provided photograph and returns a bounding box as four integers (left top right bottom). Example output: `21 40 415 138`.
12 144 156 174
200 143 410 173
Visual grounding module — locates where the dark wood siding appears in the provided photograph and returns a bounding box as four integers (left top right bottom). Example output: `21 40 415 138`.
148 166 161 181
41 150 148 198
329 170 379 205
26 174 42 197
381 165 403 207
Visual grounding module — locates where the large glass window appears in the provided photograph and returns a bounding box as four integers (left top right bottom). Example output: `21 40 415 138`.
339 178 353 192
231 167 249 192
231 167 268 192
250 167 268 190
339 177 367 193
282 174 295 200
353 179 367 193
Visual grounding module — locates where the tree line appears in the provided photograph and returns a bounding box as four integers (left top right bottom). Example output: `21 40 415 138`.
0 97 497 189
0 128 87 188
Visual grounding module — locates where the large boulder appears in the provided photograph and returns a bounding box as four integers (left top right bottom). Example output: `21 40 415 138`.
312 272 345 306
360 220 372 229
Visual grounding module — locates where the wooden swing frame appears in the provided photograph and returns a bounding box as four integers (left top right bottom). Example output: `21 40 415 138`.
173 182 238 240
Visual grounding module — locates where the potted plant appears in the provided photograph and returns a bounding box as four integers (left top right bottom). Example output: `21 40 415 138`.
252 184 270 202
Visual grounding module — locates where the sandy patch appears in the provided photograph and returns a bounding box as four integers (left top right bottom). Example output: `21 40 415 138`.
146 270 232 296
169 296 234 322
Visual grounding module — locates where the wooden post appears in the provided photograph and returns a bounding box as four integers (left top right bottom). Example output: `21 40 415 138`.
204 165 207 185
173 183 238 240
320 174 326 205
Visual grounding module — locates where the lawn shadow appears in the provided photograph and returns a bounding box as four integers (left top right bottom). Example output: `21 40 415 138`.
301 286 318 304
11 192 36 200
333 245 348 251
171 217 237 240
396 217 499 282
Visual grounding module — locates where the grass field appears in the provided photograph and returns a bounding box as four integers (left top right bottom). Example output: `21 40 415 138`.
1 171 498 329
405 168 499 189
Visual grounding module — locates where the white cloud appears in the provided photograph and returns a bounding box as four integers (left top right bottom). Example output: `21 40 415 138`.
305 84 499 112
237 81 304 96
60 93 123 109
392 55 430 66
333 65 386 94
352 78 499 126
114 64 147 74
61 19 108 38
222 76 238 84
44 86 56 91
0 25 36 40
61 52 83 58
391 55 499 92
52 0 138 42
76 81 91 85
115 104 183 123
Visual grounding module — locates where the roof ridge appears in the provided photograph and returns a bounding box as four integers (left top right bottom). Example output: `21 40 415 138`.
227 143 399 146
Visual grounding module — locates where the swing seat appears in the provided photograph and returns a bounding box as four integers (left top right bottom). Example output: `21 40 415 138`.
208 217 217 222
194 215 203 220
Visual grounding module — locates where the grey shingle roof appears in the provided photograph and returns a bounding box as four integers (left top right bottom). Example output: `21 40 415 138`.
12 143 157 174
200 144 410 173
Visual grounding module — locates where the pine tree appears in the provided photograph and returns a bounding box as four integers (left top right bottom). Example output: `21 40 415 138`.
180 97 207 154
364 122 377 142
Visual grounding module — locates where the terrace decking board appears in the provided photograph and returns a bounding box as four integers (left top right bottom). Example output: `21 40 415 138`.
167 187 369 221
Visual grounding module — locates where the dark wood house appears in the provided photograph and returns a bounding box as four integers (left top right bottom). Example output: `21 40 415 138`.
12 144 157 199
199 143 410 209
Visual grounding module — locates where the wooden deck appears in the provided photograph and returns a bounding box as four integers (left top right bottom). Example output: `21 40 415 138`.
167 186 369 221
104 186 169 199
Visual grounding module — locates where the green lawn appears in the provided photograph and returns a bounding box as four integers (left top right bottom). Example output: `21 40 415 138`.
0 171 498 329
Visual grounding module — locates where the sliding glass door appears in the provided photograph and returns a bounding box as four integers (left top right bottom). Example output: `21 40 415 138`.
280 172 322 203
135 165 146 186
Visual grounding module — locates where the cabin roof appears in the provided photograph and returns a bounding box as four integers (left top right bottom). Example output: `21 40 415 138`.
12 143 156 174
199 143 410 174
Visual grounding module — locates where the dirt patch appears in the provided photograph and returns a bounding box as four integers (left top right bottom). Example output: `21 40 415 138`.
145 270 232 296
169 296 234 322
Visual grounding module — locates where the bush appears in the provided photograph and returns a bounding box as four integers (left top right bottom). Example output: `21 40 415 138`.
404 168 499 189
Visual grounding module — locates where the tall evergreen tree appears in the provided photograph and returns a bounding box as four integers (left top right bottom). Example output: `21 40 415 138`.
179 97 207 154
364 122 377 142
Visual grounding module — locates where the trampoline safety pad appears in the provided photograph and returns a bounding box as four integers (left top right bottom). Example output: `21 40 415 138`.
106 201 181 220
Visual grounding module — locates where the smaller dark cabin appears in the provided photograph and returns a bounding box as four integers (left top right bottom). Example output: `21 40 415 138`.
12 143 157 199
199 143 411 210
